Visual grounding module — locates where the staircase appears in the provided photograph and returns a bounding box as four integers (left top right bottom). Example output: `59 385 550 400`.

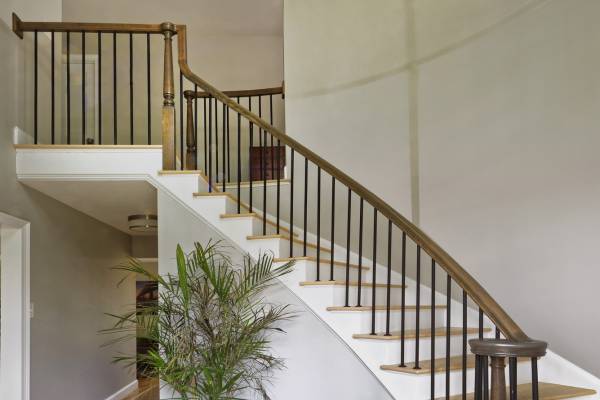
155 170 597 400
12 14 600 400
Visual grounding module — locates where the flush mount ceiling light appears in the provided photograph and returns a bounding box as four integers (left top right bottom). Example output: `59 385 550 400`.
128 214 158 233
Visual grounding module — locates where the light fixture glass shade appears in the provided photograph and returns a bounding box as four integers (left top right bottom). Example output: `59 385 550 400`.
128 214 158 233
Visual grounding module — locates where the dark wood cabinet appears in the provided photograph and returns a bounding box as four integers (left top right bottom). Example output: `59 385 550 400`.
250 145 286 181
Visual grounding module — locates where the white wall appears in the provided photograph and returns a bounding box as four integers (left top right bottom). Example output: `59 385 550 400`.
417 0 600 378
284 0 600 379
157 190 394 400
283 0 412 218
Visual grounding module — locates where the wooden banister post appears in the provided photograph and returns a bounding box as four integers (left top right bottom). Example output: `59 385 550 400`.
161 22 176 170
471 338 547 400
185 93 196 170
490 356 507 400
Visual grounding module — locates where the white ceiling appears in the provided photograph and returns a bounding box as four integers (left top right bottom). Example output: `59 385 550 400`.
23 180 157 236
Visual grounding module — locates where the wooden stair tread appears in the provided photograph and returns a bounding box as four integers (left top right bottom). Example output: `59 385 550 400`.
223 178 291 188
273 256 370 270
193 191 230 197
220 212 258 218
159 169 203 175
300 280 404 288
353 327 489 341
381 354 528 375
246 234 333 254
327 305 446 312
436 383 596 400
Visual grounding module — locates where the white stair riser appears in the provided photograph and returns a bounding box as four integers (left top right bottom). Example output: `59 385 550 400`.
326 309 447 333
330 285 405 306
353 333 488 365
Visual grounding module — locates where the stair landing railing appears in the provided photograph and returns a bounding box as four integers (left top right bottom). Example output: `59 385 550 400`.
14 14 547 400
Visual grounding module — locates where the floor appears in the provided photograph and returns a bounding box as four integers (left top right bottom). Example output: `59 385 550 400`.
123 378 159 400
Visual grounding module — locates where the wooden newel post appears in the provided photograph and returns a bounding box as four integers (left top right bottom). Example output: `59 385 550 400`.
490 356 507 400
471 338 547 400
161 22 177 170
185 92 196 170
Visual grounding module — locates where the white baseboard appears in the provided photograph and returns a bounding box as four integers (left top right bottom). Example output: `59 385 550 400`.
105 380 138 400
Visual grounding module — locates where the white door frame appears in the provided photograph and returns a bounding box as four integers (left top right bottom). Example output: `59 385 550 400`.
0 212 31 400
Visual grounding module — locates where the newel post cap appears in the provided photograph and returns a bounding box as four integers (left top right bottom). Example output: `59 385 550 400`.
160 22 177 36
469 338 548 358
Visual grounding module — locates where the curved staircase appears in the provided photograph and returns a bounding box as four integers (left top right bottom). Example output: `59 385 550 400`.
11 14 600 400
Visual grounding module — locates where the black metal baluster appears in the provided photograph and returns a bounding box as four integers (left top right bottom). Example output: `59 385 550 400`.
208 97 212 192
415 245 421 369
179 71 184 166
194 92 198 169
112 32 116 144
446 274 452 399
483 355 490 400
344 188 352 307
330 177 336 281
532 358 539 400
289 149 295 257
146 33 151 145
97 33 101 144
82 32 86 144
269 94 274 178
509 357 517 400
475 355 483 400
463 290 467 400
34 30 38 144
276 137 281 233
370 210 378 335
67 31 71 144
431 259 436 400
51 31 55 144
496 326 501 339
303 158 308 256
479 308 488 400
479 308 484 338
399 231 407 366
316 167 321 281
203 94 207 172
215 98 219 181
236 97 241 212
129 33 133 145
357 198 364 307
259 97 266 230
222 103 226 193
385 220 392 335
226 105 230 181
248 98 253 210
262 126 267 235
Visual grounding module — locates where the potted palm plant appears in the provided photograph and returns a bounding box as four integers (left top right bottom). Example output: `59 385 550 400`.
103 241 295 400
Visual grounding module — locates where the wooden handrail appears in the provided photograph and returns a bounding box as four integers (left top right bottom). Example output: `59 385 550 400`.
12 13 165 39
175 24 529 342
184 86 283 99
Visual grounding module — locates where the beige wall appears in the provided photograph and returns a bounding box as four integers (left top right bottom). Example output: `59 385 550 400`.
58 0 284 158
1 7 136 400
284 0 600 378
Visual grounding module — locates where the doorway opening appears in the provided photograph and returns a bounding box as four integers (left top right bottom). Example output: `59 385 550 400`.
0 212 30 400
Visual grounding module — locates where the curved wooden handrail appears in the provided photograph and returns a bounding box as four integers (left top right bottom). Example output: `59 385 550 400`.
184 86 283 99
175 24 529 342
